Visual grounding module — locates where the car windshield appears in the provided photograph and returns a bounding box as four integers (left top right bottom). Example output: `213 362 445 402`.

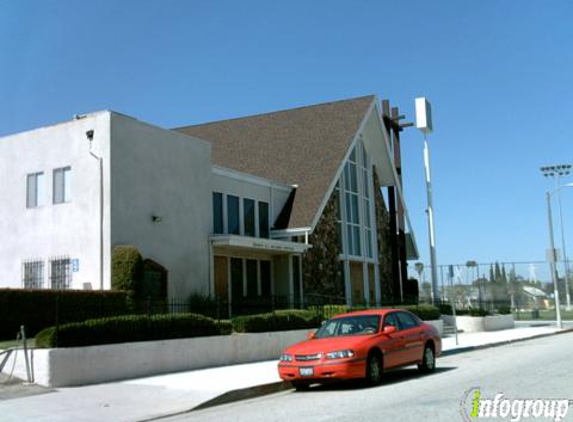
314 315 381 338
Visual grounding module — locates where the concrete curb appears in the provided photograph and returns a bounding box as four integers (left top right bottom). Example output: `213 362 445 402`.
440 327 573 357
137 328 573 421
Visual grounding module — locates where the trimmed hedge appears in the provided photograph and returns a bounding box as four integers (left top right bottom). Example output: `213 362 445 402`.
111 245 143 302
456 308 491 317
0 289 130 340
309 304 441 322
232 310 321 333
35 313 232 348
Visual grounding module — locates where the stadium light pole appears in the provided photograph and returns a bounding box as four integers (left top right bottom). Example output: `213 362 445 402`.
415 98 439 304
541 164 572 310
546 182 573 329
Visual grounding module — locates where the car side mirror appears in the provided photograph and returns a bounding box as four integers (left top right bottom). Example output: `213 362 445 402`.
383 325 397 335
307 330 316 340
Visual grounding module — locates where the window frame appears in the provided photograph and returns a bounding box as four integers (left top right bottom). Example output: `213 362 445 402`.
53 166 72 205
26 171 45 208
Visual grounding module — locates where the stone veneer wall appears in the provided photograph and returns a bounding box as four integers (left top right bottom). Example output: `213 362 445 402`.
302 191 345 298
373 170 393 304
302 173 393 302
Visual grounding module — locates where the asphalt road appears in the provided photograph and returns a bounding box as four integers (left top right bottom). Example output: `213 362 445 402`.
164 332 573 422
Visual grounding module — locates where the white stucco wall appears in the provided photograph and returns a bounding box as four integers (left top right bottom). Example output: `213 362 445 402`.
3 330 308 387
109 113 212 300
0 112 112 290
454 315 515 333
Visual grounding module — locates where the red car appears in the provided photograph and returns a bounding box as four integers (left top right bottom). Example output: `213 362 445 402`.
278 308 441 390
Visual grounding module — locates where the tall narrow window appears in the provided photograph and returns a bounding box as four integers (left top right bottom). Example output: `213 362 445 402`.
260 260 271 296
244 198 255 237
22 260 44 288
53 167 72 204
343 146 361 256
50 257 71 289
26 172 45 208
231 258 243 302
258 201 269 238
227 195 240 235
212 192 224 234
246 259 258 297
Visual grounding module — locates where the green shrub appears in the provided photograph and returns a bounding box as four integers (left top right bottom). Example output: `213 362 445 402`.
308 304 440 321
188 293 225 319
111 245 143 302
438 304 453 315
232 310 320 333
403 278 420 305
456 308 490 317
497 305 512 315
0 289 130 340
35 313 230 348
469 308 490 317
402 305 441 321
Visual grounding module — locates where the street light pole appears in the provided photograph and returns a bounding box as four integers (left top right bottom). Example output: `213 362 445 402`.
541 164 572 310
546 190 563 329
415 98 440 304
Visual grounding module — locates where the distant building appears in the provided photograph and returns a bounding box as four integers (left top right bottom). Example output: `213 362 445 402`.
0 95 417 310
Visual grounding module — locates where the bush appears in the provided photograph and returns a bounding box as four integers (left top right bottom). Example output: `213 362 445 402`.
35 313 230 348
232 310 320 333
0 289 130 340
403 278 420 305
111 245 143 302
402 305 441 321
308 304 440 321
438 303 453 315
497 305 512 315
456 308 490 317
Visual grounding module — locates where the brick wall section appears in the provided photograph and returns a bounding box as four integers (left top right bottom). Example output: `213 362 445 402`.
302 191 344 298
302 173 393 302
374 170 394 303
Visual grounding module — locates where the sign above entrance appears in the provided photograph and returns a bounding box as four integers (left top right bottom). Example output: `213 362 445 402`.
210 234 310 255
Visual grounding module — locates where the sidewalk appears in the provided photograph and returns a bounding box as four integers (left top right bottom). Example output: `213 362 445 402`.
0 323 570 422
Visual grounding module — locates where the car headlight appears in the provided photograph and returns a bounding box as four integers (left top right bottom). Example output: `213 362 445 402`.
279 353 293 362
326 350 355 360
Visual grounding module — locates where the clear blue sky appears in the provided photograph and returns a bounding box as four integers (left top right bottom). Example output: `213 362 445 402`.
1 0 572 269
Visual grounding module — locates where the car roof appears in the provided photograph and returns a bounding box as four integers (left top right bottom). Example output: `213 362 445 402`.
330 308 408 319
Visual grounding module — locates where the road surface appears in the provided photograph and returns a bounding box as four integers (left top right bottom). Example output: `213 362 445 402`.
165 332 573 422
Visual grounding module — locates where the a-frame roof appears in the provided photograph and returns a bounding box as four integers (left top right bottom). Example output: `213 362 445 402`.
175 95 376 230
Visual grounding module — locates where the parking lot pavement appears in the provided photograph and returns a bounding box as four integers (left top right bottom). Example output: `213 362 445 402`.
0 322 570 422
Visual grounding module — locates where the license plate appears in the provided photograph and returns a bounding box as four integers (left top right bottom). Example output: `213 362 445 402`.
299 367 314 377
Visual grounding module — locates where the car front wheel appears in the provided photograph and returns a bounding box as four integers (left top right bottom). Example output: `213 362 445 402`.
366 352 383 385
418 344 435 373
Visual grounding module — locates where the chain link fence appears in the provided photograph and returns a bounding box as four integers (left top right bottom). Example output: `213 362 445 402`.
409 260 573 320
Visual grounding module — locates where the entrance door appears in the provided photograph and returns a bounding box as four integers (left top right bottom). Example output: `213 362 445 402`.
213 256 228 300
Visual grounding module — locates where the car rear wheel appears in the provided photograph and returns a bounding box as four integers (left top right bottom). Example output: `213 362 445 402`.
292 381 310 391
418 344 435 373
366 352 383 385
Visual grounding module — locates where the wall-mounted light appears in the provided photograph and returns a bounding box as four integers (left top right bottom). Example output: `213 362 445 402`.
152 215 163 224
86 130 94 141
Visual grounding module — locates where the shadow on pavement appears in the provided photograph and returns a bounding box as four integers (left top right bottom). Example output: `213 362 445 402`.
0 374 54 401
298 366 457 393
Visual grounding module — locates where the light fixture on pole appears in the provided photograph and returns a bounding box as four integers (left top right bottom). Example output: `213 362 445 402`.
415 97 439 304
546 182 573 329
541 164 572 310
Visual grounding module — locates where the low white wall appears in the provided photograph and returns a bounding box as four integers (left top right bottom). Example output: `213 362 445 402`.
454 315 515 333
2 330 308 388
425 320 443 337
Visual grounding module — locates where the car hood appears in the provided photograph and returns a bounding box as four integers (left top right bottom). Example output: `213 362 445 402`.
284 335 374 355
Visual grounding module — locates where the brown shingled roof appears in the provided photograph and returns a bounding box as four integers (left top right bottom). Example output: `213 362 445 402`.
175 95 376 230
